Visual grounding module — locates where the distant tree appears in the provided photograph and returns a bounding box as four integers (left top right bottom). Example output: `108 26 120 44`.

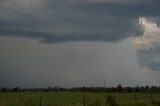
1 87 10 92
151 86 158 92
135 86 140 92
47 86 53 91
125 87 133 93
140 86 145 92
12 86 20 92
54 86 59 92
145 86 150 92
110 87 116 92
117 84 122 92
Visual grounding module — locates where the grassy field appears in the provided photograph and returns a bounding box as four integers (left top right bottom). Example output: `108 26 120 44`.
0 92 160 106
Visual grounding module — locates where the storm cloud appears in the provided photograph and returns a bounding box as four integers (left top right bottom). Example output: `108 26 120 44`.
1 0 160 88
0 0 160 43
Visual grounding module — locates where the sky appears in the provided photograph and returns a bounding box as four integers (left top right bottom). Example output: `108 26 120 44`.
0 0 160 88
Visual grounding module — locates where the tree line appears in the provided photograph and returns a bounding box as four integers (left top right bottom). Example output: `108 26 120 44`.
1 85 160 93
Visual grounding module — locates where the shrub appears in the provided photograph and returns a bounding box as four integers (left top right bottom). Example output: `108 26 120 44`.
106 95 119 106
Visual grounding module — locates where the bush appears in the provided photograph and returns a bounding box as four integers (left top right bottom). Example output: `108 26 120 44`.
106 95 119 106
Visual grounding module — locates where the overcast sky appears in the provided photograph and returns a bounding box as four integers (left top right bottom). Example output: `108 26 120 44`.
0 0 160 88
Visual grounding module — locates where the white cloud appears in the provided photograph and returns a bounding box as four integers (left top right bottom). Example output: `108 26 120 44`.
133 17 160 71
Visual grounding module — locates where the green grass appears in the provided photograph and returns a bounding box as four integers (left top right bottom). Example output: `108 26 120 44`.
0 92 160 106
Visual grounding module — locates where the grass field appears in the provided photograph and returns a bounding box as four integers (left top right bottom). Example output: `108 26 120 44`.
0 92 160 106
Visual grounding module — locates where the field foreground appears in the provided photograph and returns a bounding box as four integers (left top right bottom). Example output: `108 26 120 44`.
0 92 160 106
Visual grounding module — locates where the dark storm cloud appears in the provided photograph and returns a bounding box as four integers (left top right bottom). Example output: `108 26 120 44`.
0 27 142 43
1 0 160 43
1 0 160 88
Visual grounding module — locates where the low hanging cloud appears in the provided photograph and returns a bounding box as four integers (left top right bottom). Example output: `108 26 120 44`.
0 0 160 43
133 17 160 71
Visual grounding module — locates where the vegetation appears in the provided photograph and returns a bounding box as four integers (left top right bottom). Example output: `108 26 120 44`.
1 85 160 93
1 85 160 106
0 92 160 106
